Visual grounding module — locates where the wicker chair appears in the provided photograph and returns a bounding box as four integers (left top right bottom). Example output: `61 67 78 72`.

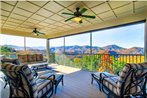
1 63 55 98
92 62 147 98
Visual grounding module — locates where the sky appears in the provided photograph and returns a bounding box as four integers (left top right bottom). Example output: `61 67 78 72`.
0 35 46 47
0 23 145 48
50 23 145 48
92 23 144 48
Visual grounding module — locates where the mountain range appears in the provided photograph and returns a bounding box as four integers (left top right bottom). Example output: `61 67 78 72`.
50 44 144 54
1 45 46 50
1 44 144 54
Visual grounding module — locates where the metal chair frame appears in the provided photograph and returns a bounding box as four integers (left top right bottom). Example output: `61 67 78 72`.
100 68 147 98
1 69 54 98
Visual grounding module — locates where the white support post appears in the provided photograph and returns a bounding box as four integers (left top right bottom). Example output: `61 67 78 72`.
46 39 49 63
145 19 147 62
24 37 26 51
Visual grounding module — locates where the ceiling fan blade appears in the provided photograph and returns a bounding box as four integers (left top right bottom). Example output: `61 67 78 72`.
81 15 96 19
62 12 74 15
80 8 87 14
37 31 45 35
65 17 74 22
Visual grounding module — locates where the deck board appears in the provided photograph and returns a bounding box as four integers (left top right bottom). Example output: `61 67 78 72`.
50 65 105 98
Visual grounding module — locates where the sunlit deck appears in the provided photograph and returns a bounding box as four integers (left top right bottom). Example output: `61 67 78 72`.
49 64 105 98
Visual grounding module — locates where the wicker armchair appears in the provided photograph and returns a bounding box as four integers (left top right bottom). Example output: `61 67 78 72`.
1 63 55 98
92 62 147 98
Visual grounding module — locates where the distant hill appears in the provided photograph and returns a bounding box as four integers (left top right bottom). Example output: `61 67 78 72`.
1 45 46 50
1 44 144 54
3 45 24 50
102 44 124 51
120 47 144 54
50 45 144 54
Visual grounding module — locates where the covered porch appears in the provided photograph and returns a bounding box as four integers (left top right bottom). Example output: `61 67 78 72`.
0 1 147 98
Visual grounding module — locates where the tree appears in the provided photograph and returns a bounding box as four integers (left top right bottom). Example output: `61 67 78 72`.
81 55 91 70
73 57 81 67
110 55 125 74
97 51 113 73
49 53 55 63
0 46 16 52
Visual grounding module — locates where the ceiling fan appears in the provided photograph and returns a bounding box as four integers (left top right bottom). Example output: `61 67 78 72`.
32 28 45 36
62 7 96 23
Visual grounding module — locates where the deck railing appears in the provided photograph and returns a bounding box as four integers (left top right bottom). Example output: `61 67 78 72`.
0 52 47 60
49 53 144 73
1 52 144 73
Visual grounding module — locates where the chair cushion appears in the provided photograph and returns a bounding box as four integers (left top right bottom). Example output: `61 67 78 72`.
103 76 119 95
37 70 54 75
27 54 36 62
36 79 52 98
18 54 28 63
39 73 63 81
1 58 21 65
93 72 117 80
36 54 43 62
117 62 147 96
1 63 37 97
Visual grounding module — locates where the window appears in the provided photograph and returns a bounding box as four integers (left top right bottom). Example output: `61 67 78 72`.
0 34 25 58
92 23 144 54
65 33 90 54
64 33 91 69
92 22 145 73
49 37 64 54
49 37 64 64
26 37 46 58
48 22 145 72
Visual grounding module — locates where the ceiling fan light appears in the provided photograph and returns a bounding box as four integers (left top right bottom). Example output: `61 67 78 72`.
74 17 82 22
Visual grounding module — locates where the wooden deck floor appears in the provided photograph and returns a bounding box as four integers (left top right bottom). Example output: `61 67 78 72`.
50 64 105 98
